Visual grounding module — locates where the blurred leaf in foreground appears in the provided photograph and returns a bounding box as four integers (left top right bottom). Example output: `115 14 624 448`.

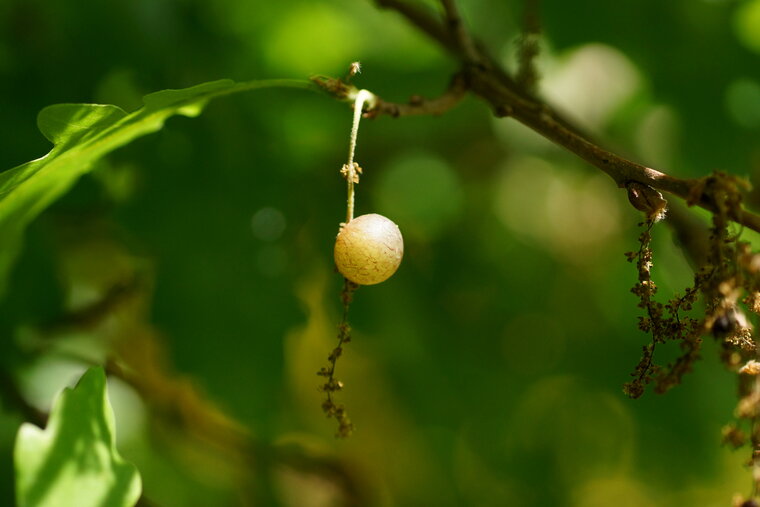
14 367 141 507
0 78 316 299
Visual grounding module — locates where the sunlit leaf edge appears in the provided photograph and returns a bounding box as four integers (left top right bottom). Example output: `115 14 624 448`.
0 78 319 298
14 367 141 507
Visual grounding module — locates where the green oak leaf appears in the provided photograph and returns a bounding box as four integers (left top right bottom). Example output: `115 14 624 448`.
14 367 141 507
0 78 317 298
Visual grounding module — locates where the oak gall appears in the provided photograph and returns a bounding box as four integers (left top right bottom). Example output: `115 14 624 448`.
334 213 403 285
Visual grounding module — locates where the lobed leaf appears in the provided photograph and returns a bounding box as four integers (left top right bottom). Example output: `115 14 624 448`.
14 367 141 507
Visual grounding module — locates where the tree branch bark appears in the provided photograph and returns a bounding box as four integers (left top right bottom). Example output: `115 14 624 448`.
372 0 760 234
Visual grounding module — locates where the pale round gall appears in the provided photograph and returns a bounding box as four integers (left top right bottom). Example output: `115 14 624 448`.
334 213 404 285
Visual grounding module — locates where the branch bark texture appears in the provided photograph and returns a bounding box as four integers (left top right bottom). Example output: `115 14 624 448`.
372 0 760 234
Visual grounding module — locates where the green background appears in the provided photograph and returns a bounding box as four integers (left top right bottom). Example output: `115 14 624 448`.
2 0 760 505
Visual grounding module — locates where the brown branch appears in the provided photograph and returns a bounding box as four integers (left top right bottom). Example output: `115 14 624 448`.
440 0 479 62
368 72 468 118
375 0 457 53
373 0 760 235
41 275 142 333
311 72 468 119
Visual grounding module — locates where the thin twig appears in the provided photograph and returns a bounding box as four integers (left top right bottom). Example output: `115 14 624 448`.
440 0 479 62
41 276 141 333
313 73 468 119
376 0 457 52
516 0 541 93
367 72 468 118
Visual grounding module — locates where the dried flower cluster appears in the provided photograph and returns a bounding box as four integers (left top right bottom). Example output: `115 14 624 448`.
318 279 358 438
625 172 760 500
623 220 703 399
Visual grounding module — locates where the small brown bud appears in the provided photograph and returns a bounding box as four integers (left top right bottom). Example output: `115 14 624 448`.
626 182 668 222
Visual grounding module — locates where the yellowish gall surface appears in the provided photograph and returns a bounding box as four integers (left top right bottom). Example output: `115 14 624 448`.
334 213 403 285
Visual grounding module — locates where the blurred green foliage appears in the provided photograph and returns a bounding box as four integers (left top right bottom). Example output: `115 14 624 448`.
2 0 760 505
